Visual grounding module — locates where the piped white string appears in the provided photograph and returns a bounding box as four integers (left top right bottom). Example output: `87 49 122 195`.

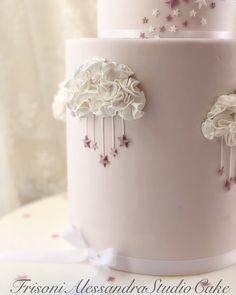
112 116 115 149
85 117 89 136
234 147 236 182
101 117 105 155
121 118 126 135
229 146 233 180
93 115 96 143
220 137 224 172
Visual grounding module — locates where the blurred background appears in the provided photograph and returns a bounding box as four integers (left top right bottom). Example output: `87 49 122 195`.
0 0 96 216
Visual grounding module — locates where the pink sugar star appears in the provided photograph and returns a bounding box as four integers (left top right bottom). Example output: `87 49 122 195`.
166 15 173 22
140 32 146 39
200 280 211 287
83 136 91 148
99 155 110 167
225 179 232 191
91 141 98 151
110 148 118 158
142 17 149 24
210 2 216 8
159 26 166 33
218 167 224 176
166 0 179 8
118 135 130 148
107 276 116 282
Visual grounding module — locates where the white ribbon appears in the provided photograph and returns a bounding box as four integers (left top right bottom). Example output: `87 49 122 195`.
63 225 116 269
0 225 117 294
99 29 233 39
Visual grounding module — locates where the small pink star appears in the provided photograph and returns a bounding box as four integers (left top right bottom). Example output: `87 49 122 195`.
225 179 232 191
210 2 216 8
159 26 166 33
139 32 146 39
118 135 130 148
83 136 91 148
166 15 173 22
142 17 149 24
110 148 118 158
91 141 98 151
200 280 211 287
107 276 116 282
218 167 224 176
166 0 179 8
99 155 110 167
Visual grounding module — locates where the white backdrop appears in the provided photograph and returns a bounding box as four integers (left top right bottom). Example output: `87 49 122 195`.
0 0 96 216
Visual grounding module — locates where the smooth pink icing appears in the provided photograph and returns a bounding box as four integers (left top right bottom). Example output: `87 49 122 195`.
98 0 235 36
66 38 236 265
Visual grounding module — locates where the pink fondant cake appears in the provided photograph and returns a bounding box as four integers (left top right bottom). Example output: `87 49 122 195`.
54 0 236 275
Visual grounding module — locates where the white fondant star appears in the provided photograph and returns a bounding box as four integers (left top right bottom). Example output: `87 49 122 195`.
148 26 156 34
195 0 208 9
152 9 160 17
172 9 181 17
169 25 178 33
189 9 197 17
200 17 207 26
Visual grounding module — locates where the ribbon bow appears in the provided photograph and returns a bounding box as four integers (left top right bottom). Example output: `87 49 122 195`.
0 225 117 293
63 225 116 268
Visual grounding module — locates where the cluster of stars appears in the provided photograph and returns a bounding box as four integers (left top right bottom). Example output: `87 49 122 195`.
140 0 218 38
83 133 130 168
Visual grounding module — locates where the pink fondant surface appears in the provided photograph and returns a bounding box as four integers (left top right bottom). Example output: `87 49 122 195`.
66 38 236 263
98 0 234 36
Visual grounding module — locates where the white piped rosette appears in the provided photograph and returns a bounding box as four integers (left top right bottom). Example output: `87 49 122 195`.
202 93 236 190
53 56 146 167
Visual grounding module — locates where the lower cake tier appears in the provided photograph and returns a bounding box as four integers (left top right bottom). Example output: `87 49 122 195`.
66 38 236 275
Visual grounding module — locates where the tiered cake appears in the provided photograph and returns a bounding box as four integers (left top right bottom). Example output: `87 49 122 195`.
55 0 236 275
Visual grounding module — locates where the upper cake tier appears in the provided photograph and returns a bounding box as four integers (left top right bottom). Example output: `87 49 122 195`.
98 0 235 38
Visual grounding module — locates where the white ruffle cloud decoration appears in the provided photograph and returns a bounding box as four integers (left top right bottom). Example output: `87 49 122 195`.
53 57 147 167
202 93 236 190
53 56 146 121
202 94 236 147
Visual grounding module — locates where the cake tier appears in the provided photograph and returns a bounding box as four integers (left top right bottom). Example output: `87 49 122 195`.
66 38 236 275
98 0 235 38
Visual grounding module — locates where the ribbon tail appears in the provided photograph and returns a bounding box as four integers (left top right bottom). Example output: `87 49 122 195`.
0 249 88 264
98 248 117 267
63 225 88 249
93 266 110 286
